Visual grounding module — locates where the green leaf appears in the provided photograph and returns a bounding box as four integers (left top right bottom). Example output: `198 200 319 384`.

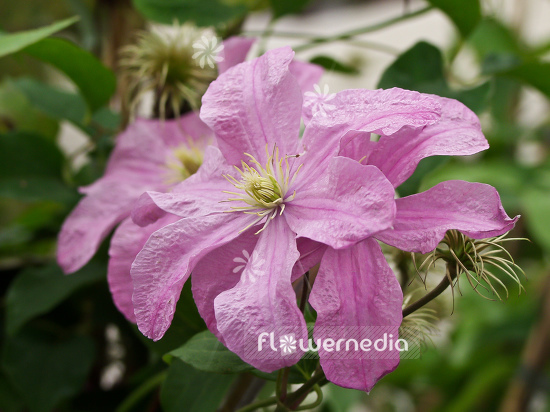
13 78 121 137
132 0 247 27
5 262 105 336
13 78 87 125
169 330 253 374
23 38 116 113
396 156 449 197
270 0 310 18
0 372 24 412
160 358 235 412
505 61 550 99
0 17 78 58
0 80 59 139
378 41 447 93
0 131 76 203
427 0 481 37
1 329 95 412
522 188 550 252
309 55 359 75
378 41 491 113
0 131 63 179
469 18 523 60
0 177 77 204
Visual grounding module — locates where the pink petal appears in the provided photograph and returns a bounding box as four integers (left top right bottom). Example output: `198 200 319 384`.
218 36 256 73
192 235 326 344
337 130 376 162
214 217 308 372
309 239 403 392
108 214 179 323
200 47 302 166
375 180 519 254
58 179 161 274
289 60 324 94
300 87 441 176
292 238 327 282
192 230 259 343
365 97 488 187
157 112 214 148
285 156 395 249
58 117 204 273
132 211 257 341
131 146 235 226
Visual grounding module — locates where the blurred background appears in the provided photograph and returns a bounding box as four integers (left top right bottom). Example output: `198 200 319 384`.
1 0 550 411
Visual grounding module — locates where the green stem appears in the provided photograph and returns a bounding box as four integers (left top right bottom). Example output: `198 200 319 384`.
292 6 433 52
115 370 167 412
292 383 324 411
402 263 458 318
275 371 328 411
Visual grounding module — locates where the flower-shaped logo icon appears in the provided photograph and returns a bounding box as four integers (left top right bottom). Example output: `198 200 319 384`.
304 84 336 118
279 334 297 355
192 35 224 69
232 249 250 273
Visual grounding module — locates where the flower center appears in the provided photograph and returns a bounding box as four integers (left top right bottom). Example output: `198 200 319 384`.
165 144 204 182
223 146 301 234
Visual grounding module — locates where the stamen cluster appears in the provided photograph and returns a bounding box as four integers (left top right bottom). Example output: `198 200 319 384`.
223 146 301 234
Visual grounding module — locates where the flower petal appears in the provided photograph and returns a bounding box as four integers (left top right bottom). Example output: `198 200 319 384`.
218 36 256 73
57 117 200 273
132 211 257 341
192 235 326 343
201 47 302 165
108 214 179 323
192 230 259 343
285 156 395 249
301 87 441 168
309 239 403 392
292 238 327 282
365 97 488 187
375 180 519 253
158 112 214 148
58 180 159 274
131 146 235 226
214 217 307 371
289 60 324 94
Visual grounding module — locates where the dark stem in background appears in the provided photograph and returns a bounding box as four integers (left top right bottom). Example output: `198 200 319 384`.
499 275 550 412
218 373 265 412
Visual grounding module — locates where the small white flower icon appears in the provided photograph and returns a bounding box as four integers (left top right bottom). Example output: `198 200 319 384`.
192 35 224 69
304 84 336 118
279 334 297 355
232 249 250 273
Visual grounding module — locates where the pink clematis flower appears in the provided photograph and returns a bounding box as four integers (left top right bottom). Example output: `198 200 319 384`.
131 45 519 392
129 46 442 366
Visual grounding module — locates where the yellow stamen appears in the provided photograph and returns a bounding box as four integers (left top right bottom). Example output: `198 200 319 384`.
222 145 301 234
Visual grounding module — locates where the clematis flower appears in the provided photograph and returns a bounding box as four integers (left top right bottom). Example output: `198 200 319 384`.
57 38 323 325
129 46 444 368
131 45 519 393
